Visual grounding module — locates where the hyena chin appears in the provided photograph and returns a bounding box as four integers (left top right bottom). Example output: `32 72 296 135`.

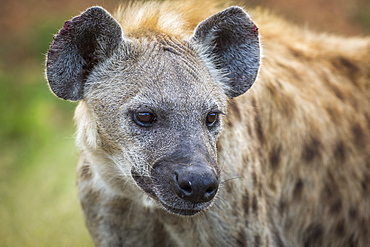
46 0 370 246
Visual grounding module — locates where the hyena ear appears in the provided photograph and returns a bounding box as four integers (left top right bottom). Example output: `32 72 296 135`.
46 7 123 101
190 7 260 98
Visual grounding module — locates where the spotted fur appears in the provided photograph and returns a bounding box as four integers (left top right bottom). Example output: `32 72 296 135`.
46 0 370 246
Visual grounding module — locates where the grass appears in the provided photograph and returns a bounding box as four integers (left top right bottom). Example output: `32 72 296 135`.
0 135 93 246
0 19 93 246
0 67 94 246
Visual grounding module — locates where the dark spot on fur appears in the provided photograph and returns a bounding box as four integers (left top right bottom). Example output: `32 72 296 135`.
258 182 263 196
225 180 233 194
252 171 257 185
278 199 287 215
303 224 324 247
229 99 241 120
290 48 302 58
345 233 358 246
216 141 223 154
321 172 339 200
153 219 174 246
237 229 247 247
322 186 331 200
79 164 92 180
284 219 293 231
322 184 338 201
302 135 322 162
247 124 253 136
243 191 250 215
252 98 264 143
276 236 285 247
269 145 281 169
252 193 258 216
329 199 342 215
333 56 360 82
291 70 302 81
360 218 369 235
226 119 234 128
325 106 340 123
243 155 250 167
334 140 346 162
349 207 358 220
335 219 346 236
266 81 276 96
275 80 283 89
338 57 359 71
361 173 369 192
352 122 365 147
254 234 261 247
80 188 101 212
293 179 304 199
267 80 296 118
279 94 296 118
365 113 370 132
255 114 264 144
333 56 361 86
349 96 359 111
328 81 345 100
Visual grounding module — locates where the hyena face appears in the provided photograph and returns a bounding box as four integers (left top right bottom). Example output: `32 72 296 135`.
46 6 260 215
85 40 227 215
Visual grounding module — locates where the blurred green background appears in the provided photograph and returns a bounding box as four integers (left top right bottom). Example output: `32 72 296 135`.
0 0 369 246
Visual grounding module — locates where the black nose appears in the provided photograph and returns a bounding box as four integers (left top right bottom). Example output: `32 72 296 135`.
173 165 219 203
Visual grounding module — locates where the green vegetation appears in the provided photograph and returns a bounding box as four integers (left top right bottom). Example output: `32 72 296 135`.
356 2 370 34
0 19 93 247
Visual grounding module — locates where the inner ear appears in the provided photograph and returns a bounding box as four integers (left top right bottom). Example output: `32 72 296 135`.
46 7 124 101
77 30 100 76
190 7 261 98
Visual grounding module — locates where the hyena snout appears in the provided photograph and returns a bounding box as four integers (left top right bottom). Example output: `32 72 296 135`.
150 151 220 215
173 165 219 203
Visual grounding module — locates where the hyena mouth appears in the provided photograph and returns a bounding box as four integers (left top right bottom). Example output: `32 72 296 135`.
161 202 207 216
133 173 216 216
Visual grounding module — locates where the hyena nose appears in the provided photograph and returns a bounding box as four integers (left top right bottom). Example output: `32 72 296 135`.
173 165 219 203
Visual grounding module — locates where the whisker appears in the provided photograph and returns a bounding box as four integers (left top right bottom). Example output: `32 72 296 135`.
220 175 242 185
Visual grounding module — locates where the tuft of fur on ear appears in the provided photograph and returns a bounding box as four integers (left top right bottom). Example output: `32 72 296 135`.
46 7 123 101
190 6 261 98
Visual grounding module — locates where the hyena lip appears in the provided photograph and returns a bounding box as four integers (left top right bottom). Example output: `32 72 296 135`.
161 203 203 216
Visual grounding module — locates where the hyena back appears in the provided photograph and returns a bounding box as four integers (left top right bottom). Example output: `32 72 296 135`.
46 0 370 246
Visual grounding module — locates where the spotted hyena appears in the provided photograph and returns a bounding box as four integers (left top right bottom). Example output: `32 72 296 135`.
46 0 370 246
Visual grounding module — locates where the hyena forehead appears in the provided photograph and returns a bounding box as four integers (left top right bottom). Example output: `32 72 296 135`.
85 36 228 113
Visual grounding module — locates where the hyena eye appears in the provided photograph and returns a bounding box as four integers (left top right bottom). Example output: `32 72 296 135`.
206 112 219 127
134 112 157 127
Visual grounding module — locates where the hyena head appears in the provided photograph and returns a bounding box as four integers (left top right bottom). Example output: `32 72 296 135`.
46 6 260 216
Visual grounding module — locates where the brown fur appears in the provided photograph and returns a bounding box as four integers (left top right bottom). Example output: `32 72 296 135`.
47 0 370 246
232 8 370 246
